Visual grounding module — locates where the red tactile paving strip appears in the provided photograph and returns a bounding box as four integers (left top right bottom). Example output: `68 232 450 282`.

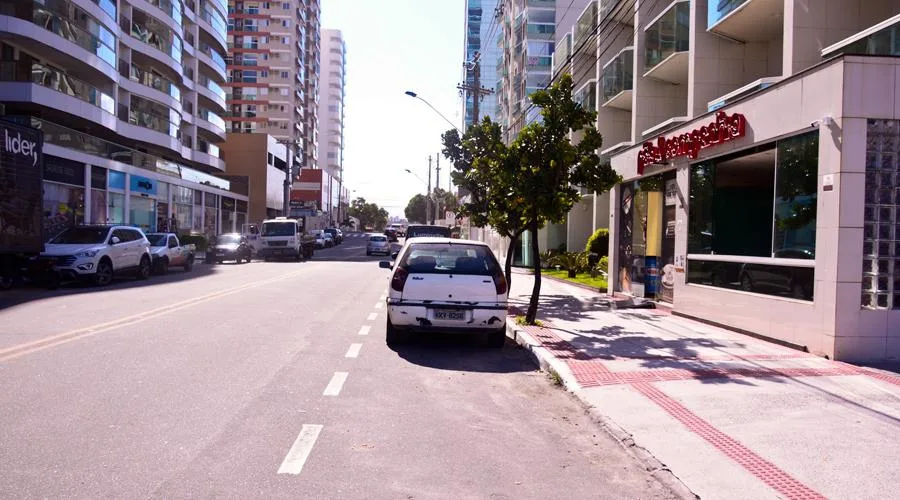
572 364 862 387
631 382 827 500
860 368 900 387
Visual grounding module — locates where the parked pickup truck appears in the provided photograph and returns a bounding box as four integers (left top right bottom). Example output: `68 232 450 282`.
146 233 196 274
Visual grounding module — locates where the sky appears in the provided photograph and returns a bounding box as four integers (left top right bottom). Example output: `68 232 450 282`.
321 0 466 218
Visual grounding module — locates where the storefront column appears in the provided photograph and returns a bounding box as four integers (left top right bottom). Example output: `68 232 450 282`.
82 163 91 224
674 165 690 293
124 175 131 225
607 183 621 295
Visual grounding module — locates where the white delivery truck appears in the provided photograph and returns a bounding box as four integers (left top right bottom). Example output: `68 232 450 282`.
257 217 315 261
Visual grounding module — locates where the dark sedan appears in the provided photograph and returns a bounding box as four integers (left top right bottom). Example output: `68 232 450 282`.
207 233 252 264
324 227 343 245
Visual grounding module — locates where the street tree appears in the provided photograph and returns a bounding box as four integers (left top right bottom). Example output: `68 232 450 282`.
349 197 389 231
442 117 527 288
511 74 621 324
404 189 459 224
404 194 428 223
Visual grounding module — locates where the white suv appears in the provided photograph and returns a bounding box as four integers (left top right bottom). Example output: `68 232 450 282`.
42 225 152 286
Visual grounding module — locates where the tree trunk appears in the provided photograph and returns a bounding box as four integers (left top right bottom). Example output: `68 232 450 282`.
504 232 520 290
525 220 541 324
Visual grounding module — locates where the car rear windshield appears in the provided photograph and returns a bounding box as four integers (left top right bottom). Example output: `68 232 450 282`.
398 243 499 276
261 222 296 236
216 234 240 244
146 234 167 246
369 236 387 242
49 227 109 244
406 226 451 238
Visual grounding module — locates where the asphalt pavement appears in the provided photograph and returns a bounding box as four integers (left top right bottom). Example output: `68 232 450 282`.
0 234 676 499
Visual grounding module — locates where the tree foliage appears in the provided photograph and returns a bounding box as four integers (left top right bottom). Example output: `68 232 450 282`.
404 189 459 224
349 197 389 230
404 194 427 223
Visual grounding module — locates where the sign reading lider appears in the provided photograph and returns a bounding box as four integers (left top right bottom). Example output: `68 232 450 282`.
637 111 747 174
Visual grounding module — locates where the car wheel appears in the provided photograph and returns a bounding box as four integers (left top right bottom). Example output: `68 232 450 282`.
385 317 406 347
137 256 151 280
740 274 753 292
184 256 194 272
487 328 506 348
43 271 61 290
156 257 169 275
94 259 113 286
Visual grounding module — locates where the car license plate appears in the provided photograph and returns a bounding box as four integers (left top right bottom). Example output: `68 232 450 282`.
433 309 465 321
217 250 225 255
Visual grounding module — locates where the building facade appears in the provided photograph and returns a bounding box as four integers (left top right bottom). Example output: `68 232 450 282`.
463 0 501 128
225 0 319 170
0 0 248 238
556 0 900 360
219 133 287 223
317 28 345 225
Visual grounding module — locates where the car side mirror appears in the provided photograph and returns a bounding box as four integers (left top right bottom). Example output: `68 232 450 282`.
379 261 392 269
390 251 399 260
110 236 121 245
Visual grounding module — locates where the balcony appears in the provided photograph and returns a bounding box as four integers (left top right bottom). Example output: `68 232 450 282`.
198 42 227 73
643 0 690 84
199 2 228 41
89 0 117 20
4 0 117 71
526 0 554 8
526 23 555 41
0 60 115 114
707 0 783 43
707 76 781 112
575 2 598 48
574 81 597 113
197 107 226 134
129 9 183 65
822 14 900 59
601 47 634 110
122 95 181 138
599 0 634 25
553 33 572 75
526 55 552 72
124 61 181 103
141 0 183 27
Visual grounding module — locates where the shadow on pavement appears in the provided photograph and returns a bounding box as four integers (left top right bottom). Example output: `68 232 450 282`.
0 263 219 311
392 335 535 374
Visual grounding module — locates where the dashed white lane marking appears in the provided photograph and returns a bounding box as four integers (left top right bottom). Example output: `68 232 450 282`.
345 343 362 358
277 424 324 475
323 371 349 396
374 302 384 309
358 325 371 336
367 312 378 321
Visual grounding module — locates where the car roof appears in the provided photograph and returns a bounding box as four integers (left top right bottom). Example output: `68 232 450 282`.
402 237 486 246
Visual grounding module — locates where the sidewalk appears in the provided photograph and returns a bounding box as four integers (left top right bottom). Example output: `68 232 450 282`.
505 270 900 500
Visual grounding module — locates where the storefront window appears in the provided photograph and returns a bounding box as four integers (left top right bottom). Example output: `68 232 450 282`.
43 183 85 240
204 206 217 237
109 170 126 190
686 131 819 300
130 196 156 232
108 192 125 223
176 203 192 233
91 189 108 223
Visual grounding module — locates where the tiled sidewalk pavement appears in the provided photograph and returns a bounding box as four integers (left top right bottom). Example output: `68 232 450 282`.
507 271 900 500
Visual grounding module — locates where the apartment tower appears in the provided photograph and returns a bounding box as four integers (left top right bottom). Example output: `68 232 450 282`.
316 29 345 224
0 0 251 237
463 0 501 128
225 0 319 171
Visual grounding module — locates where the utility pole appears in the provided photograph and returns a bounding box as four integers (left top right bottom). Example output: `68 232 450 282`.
434 154 440 224
458 52 495 126
427 155 433 225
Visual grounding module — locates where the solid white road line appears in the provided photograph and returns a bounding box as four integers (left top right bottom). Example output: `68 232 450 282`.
367 312 378 321
358 325 371 336
277 424 324 475
345 343 362 358
323 371 349 396
374 302 384 309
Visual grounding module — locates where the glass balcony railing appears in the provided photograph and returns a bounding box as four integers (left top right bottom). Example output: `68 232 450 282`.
147 0 183 26
198 74 226 101
124 95 180 137
645 1 690 70
708 0 748 29
527 0 554 8
9 0 117 68
200 3 227 39
209 0 226 16
197 138 220 158
126 107 179 137
575 2 598 47
126 62 181 101
130 13 183 63
822 16 900 58
574 82 597 112
198 108 225 131
90 0 117 19
0 60 115 114
526 23 555 39
526 55 552 71
601 47 633 103
199 43 226 71
554 33 572 73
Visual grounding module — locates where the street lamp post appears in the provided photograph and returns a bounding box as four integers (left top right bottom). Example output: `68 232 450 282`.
405 159 432 225
404 91 460 134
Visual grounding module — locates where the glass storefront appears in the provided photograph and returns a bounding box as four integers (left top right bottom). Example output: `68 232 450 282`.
130 196 156 232
685 131 819 301
43 182 85 240
193 189 203 231
204 193 218 237
108 192 125 223
91 189 107 223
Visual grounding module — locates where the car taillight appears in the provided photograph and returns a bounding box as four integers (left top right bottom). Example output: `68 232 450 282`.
391 267 409 292
492 270 507 295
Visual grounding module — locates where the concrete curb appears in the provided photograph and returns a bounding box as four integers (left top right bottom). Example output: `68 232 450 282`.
505 321 699 500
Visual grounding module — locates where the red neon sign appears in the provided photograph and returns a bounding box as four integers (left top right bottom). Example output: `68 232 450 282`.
637 111 747 174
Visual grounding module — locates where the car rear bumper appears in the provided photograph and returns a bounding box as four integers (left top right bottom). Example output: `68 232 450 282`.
387 301 507 332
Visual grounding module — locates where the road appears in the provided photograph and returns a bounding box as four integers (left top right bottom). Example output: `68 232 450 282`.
0 233 675 499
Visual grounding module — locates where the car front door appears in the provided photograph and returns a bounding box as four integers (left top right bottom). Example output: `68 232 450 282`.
109 229 129 269
168 235 182 265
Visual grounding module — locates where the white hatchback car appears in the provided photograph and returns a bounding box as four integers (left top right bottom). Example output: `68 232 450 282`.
379 238 508 347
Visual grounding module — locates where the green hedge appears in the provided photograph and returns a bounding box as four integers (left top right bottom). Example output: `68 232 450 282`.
585 228 609 257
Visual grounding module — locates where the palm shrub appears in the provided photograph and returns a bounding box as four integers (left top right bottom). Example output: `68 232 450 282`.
552 251 589 278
